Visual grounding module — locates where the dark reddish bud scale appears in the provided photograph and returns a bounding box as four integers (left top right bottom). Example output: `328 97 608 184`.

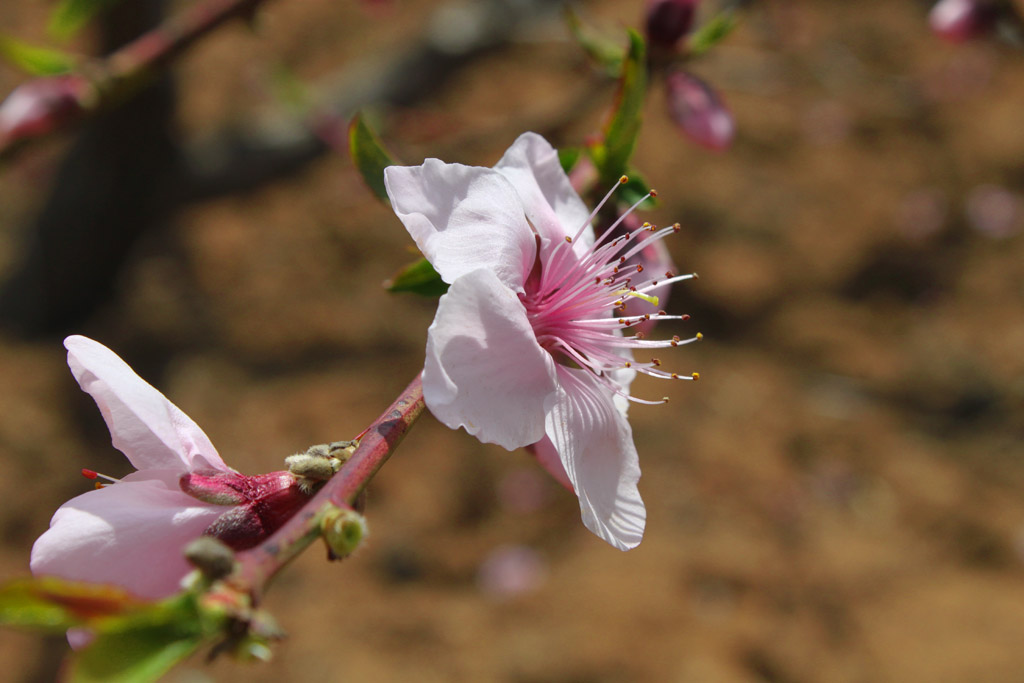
645 0 699 49
180 469 316 551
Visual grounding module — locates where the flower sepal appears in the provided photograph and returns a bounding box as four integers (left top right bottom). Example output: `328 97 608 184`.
188 471 313 551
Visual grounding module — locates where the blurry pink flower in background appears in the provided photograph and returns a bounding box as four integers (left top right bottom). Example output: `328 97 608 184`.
31 336 310 599
477 545 546 598
385 132 699 550
966 184 1021 238
665 70 735 151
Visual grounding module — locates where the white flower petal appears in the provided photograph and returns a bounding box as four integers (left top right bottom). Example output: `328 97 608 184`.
494 132 594 256
64 336 227 473
384 161 536 292
424 268 558 450
544 367 646 550
30 469 225 599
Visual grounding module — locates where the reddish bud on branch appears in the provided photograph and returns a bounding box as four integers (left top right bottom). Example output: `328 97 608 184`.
0 75 91 148
929 0 998 42
665 69 734 151
645 0 700 49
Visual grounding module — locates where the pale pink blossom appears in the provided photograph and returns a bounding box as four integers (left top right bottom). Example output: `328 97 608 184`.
384 133 699 550
31 336 309 599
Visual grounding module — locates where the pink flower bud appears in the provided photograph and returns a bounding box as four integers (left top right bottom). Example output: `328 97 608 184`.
665 70 734 151
0 75 88 145
928 0 997 43
645 0 700 49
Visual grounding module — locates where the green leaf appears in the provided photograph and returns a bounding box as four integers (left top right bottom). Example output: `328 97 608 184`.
592 29 647 188
0 577 143 633
68 594 215 683
687 11 738 58
386 258 448 297
48 0 124 40
564 7 625 74
349 112 399 203
0 36 76 76
558 147 581 175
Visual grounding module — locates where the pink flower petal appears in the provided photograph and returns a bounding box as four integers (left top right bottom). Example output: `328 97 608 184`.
64 336 227 473
424 268 558 450
384 161 536 292
494 132 595 258
30 469 225 599
528 436 573 491
544 367 646 550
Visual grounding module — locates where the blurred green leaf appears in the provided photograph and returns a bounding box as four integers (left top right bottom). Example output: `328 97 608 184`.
687 11 737 57
619 170 660 210
269 63 312 113
0 577 143 633
564 7 625 74
386 258 448 297
349 112 398 203
0 36 76 76
68 593 217 683
558 147 582 176
593 29 647 187
48 0 124 40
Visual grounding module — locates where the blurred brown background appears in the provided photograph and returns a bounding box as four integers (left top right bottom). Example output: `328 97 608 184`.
2 0 1024 680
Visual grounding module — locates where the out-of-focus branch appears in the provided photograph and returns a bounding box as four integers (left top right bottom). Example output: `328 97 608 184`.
232 374 425 597
0 0 270 160
176 0 570 202
0 0 571 335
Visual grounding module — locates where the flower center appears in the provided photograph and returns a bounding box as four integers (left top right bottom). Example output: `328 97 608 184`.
521 177 701 404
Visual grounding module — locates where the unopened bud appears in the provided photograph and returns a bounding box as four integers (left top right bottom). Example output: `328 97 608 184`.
285 453 338 481
665 70 734 151
929 0 998 43
286 442 354 494
321 506 368 559
184 536 236 581
645 0 699 49
0 75 89 145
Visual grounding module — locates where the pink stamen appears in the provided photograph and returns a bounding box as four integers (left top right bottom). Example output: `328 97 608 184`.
521 179 700 402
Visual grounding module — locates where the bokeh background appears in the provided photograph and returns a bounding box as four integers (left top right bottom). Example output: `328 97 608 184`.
2 0 1024 680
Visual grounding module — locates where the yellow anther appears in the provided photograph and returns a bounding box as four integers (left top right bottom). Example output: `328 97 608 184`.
692 372 700 381
696 332 703 340
619 175 628 184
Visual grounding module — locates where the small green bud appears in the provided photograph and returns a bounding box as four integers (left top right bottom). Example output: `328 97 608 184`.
184 536 236 581
286 441 358 494
284 453 338 481
321 506 368 559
